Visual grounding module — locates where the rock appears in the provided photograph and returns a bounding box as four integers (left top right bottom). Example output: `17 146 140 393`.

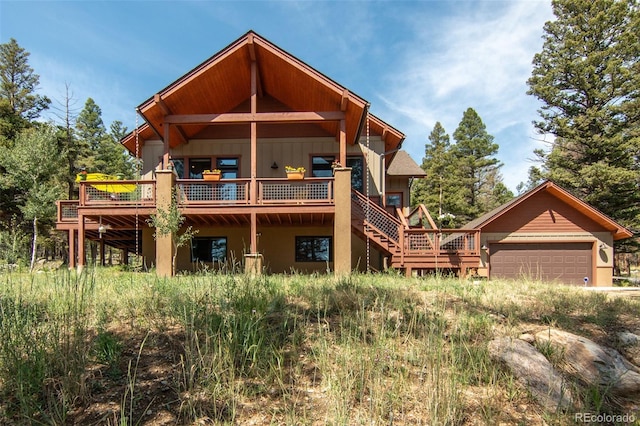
488 337 573 411
617 331 640 347
519 333 536 344
535 328 640 397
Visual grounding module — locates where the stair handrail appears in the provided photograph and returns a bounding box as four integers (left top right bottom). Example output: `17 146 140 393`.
351 189 402 245
405 204 438 229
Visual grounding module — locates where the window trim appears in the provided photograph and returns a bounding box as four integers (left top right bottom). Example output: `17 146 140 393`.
295 236 333 263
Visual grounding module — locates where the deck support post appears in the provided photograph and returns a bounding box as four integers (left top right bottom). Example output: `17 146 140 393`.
155 169 176 277
77 214 85 274
333 167 352 276
68 229 76 269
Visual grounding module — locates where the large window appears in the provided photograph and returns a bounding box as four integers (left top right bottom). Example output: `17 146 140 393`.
311 156 334 178
346 156 364 193
189 158 212 179
191 237 227 263
295 236 332 262
216 157 239 178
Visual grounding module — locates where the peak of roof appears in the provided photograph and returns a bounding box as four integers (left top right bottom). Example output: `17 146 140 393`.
386 150 425 177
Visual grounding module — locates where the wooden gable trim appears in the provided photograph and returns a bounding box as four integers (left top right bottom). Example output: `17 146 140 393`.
477 181 633 240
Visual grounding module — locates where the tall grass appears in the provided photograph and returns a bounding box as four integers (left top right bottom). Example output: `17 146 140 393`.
0 269 637 424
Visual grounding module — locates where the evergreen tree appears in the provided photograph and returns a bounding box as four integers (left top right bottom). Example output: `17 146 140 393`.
412 122 462 220
0 38 50 124
75 98 134 178
527 0 640 239
451 108 506 223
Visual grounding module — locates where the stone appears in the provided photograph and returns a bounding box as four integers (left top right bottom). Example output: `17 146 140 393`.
519 333 536 344
617 331 640 347
488 337 573 411
535 328 640 397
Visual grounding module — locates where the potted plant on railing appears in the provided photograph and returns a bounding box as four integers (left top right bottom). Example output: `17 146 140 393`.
285 166 306 180
202 169 222 181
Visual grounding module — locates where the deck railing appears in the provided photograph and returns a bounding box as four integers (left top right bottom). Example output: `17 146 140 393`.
74 178 334 207
57 200 79 221
259 178 333 204
177 179 250 205
403 229 480 256
79 180 156 206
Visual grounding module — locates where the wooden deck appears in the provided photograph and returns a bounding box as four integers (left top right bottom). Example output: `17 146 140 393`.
56 180 480 274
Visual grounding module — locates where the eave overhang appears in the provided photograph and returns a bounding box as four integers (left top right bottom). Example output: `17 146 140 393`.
122 31 372 153
466 181 633 241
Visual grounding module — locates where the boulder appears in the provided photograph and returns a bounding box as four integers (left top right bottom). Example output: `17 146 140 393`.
488 337 573 411
535 328 640 397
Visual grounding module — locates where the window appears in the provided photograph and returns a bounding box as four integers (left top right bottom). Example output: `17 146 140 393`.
171 158 185 178
191 237 227 262
346 156 364 193
386 193 403 208
189 158 212 179
295 236 332 262
216 157 239 179
312 156 335 178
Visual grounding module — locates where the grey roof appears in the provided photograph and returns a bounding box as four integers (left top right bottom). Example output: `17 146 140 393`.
387 150 426 176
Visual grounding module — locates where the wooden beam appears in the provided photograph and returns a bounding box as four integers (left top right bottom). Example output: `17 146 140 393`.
341 89 349 111
164 111 345 125
155 94 189 146
339 119 347 166
247 33 256 61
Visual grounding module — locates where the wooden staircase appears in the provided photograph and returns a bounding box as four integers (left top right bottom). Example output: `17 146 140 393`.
351 190 481 276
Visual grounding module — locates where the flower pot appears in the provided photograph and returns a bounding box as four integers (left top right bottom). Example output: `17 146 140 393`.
203 173 221 181
286 171 305 180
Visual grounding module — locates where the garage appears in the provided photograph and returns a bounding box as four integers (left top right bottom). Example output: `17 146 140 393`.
490 243 593 285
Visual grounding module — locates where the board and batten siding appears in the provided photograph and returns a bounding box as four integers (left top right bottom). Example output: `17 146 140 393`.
481 191 608 234
140 135 386 196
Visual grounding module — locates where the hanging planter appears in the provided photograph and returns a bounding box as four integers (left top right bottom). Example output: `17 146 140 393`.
202 169 221 181
285 166 305 180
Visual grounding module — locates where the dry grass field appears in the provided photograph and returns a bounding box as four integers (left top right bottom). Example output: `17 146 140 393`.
0 268 638 425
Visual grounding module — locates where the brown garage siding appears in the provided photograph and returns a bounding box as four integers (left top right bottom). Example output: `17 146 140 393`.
482 192 608 234
489 243 593 285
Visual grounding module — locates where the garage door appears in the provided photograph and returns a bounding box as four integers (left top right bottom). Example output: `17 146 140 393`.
490 243 592 285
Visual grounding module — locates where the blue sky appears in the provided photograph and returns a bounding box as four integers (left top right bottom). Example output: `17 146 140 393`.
1 0 554 192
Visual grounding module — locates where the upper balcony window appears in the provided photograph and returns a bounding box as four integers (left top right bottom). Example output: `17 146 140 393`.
312 156 334 178
216 158 239 179
189 158 212 179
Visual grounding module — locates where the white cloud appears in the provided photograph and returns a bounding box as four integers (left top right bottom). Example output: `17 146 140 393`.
378 1 554 192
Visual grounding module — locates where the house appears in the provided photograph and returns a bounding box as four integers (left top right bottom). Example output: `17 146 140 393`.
468 180 632 286
54 31 631 284
56 31 443 276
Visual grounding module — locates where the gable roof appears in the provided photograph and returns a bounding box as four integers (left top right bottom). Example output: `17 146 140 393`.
386 150 426 177
464 180 633 240
122 31 403 156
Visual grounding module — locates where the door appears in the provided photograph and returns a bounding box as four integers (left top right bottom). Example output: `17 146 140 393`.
489 243 592 285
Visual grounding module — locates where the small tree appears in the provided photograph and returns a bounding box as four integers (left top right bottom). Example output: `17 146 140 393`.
147 188 197 275
0 124 64 269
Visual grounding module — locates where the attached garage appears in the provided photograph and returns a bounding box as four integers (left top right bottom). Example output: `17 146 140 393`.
465 181 632 287
490 242 592 285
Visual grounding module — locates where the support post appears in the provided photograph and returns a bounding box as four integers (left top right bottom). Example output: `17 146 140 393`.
68 229 76 269
333 167 352 276
77 214 85 274
155 169 176 277
339 119 346 167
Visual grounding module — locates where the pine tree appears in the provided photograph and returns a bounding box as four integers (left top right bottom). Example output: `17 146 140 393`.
0 38 50 124
527 0 640 238
413 122 451 214
451 108 505 223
